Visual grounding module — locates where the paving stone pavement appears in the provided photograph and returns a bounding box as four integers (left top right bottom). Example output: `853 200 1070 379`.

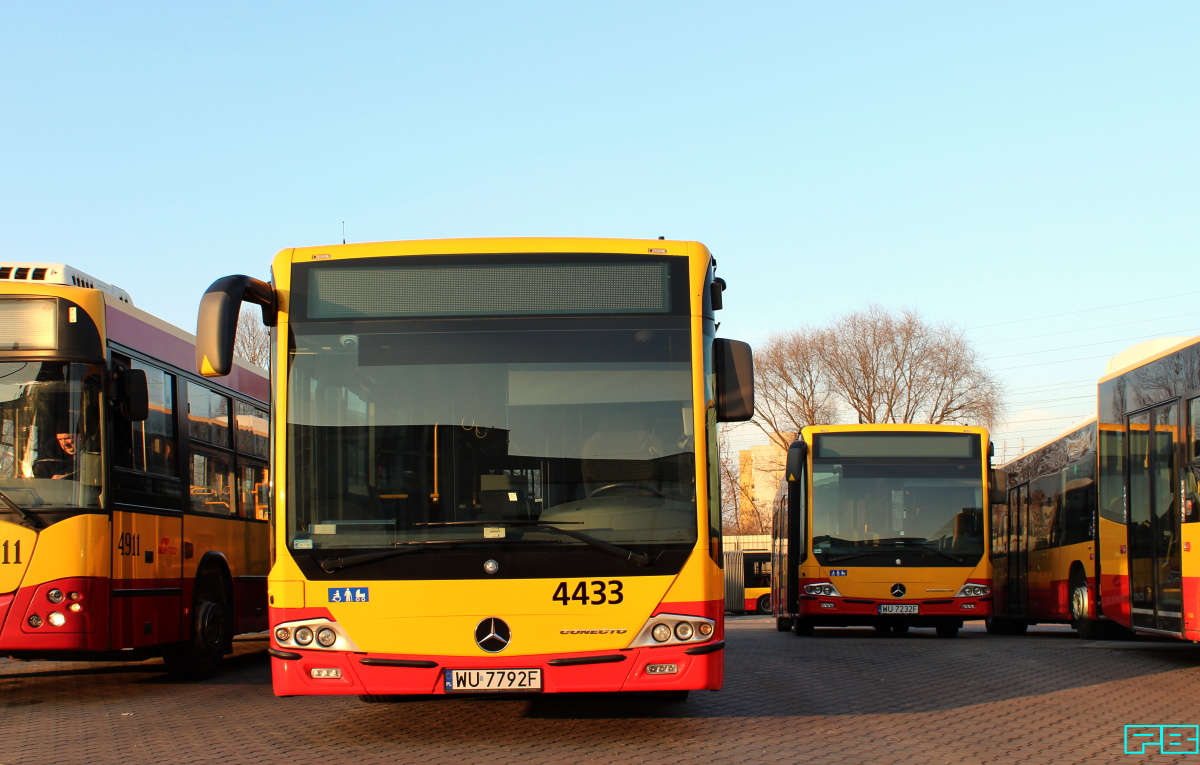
2 618 1199 764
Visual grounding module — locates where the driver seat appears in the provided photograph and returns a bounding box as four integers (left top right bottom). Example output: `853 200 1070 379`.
581 422 663 497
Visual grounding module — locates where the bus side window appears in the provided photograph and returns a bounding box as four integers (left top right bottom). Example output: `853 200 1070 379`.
111 356 182 505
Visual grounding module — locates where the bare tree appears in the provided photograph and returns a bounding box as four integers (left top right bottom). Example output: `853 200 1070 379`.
753 304 1003 440
752 329 839 452
719 427 776 535
234 306 272 369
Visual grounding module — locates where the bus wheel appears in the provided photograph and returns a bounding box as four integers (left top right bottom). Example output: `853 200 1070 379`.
643 690 690 703
873 625 892 635
792 619 814 637
984 617 1006 634
935 623 960 638
892 624 909 635
756 595 772 614
1070 575 1102 640
775 617 793 632
163 571 230 680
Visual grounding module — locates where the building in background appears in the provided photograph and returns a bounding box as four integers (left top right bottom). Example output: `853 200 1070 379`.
737 435 793 534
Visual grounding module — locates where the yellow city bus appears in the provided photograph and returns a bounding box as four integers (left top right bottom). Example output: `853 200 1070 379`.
196 237 754 700
0 263 269 679
723 550 771 614
772 424 998 638
988 419 1101 636
992 337 1200 641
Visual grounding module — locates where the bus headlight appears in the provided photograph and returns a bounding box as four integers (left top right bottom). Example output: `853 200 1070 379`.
955 584 991 598
271 618 361 651
48 612 66 627
629 614 717 648
803 582 842 597
47 589 65 604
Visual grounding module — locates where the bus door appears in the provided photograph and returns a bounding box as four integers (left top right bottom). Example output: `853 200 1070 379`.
1128 405 1182 634
1007 484 1030 618
112 508 184 647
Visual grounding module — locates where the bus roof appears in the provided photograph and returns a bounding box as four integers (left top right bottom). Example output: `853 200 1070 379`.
0 263 133 304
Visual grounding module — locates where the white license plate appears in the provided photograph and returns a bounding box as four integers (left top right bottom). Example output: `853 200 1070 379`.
444 668 543 693
878 604 919 615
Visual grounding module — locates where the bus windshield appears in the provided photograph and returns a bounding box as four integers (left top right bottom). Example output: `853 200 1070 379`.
0 361 103 519
811 456 984 562
286 326 697 553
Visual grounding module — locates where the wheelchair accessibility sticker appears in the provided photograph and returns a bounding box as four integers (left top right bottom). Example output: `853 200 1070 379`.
328 587 370 603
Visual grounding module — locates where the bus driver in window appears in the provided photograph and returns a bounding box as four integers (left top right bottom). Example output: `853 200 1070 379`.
34 431 79 479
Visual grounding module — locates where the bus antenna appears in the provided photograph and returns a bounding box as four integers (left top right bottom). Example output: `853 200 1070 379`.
342 222 346 244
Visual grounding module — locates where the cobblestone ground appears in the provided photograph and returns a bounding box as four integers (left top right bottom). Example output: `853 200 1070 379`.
2 619 1199 764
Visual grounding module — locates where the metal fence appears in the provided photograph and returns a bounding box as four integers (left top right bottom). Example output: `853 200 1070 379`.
723 534 769 552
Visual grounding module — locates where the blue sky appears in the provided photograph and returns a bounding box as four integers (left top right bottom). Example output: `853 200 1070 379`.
2 2 1197 459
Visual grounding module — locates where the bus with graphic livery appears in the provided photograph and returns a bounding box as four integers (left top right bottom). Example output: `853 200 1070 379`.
0 263 269 678
772 424 998 638
991 336 1200 641
196 237 754 700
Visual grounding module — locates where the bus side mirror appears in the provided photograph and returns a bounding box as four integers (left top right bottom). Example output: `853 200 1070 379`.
990 468 1007 503
715 338 754 422
786 439 808 564
196 275 277 377
113 367 149 422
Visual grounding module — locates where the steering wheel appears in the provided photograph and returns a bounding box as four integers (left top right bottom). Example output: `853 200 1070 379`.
587 483 665 499
31 459 70 478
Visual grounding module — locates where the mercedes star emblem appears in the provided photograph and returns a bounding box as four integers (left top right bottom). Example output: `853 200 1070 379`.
891 583 906 598
484 559 500 575
475 617 511 653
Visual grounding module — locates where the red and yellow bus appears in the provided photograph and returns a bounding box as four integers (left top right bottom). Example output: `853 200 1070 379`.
772 424 998 638
0 263 269 678
992 337 1200 641
196 237 754 700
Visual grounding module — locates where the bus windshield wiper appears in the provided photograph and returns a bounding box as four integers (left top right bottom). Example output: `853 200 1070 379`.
0 488 42 530
825 540 964 565
415 521 653 568
877 538 966 564
316 539 466 573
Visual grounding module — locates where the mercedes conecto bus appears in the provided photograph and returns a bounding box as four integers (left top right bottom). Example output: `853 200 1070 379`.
196 237 754 699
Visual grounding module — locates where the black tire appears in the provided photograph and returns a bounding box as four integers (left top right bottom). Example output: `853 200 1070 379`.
984 617 1006 635
873 625 892 635
935 623 960 638
792 619 814 637
643 690 690 703
1069 571 1103 639
892 624 910 635
162 571 231 681
775 617 793 632
756 595 772 614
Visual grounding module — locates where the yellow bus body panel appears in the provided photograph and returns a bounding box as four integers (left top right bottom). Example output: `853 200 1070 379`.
0 520 41 593
20 514 109 585
314 576 678 656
